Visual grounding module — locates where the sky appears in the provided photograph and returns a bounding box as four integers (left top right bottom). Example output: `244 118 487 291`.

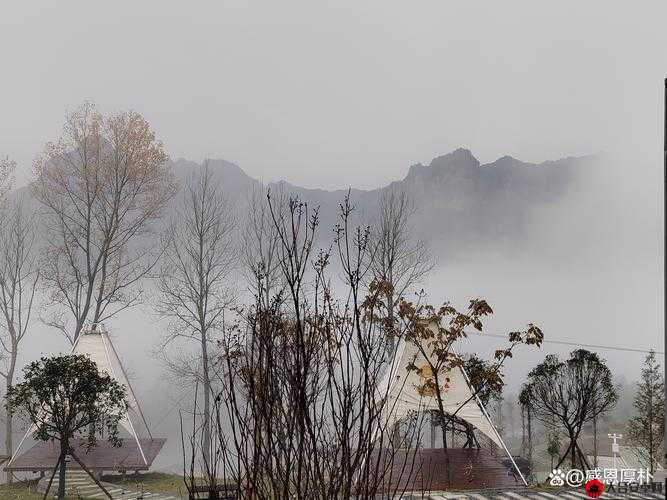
1 1 666 470
1 1 667 189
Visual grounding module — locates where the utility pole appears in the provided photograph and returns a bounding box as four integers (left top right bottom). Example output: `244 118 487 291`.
608 433 623 475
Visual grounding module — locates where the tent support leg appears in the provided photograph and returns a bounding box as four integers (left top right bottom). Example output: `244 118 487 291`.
460 365 528 486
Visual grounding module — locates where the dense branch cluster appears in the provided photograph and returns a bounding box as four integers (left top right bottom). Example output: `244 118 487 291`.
210 195 418 499
32 102 177 343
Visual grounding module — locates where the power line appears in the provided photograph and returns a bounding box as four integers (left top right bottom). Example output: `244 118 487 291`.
467 331 663 355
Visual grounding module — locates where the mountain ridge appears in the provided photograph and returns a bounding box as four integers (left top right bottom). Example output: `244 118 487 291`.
182 147 594 196
166 147 596 259
10 148 597 261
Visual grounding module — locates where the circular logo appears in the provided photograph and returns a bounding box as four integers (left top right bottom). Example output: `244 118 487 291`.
585 479 604 498
565 469 584 486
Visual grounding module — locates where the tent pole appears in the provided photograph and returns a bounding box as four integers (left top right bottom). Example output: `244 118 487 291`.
460 365 527 486
5 423 35 467
100 332 148 465
105 331 154 440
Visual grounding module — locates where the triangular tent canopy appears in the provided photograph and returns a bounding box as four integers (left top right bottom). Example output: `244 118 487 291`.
8 327 154 468
71 327 153 463
376 322 526 484
377 335 501 448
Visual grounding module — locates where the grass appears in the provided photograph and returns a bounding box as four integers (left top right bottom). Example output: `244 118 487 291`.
0 479 43 500
0 472 186 499
103 472 186 497
0 473 186 500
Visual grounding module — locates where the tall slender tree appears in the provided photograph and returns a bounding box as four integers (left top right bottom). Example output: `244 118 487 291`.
626 350 664 474
369 187 433 348
32 102 177 343
157 165 237 468
242 184 283 310
0 196 39 481
369 188 434 447
0 158 40 481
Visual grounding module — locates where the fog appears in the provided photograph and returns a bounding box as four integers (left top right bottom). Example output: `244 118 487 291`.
0 0 664 472
2 2 667 189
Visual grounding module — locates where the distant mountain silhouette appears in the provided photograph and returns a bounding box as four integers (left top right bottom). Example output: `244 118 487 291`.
168 148 594 259
13 148 595 260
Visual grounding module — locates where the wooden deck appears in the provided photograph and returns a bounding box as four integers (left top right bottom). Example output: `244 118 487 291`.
5 437 166 472
366 448 524 492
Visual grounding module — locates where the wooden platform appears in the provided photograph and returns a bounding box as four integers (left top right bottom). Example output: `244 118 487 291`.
366 448 524 492
5 437 166 472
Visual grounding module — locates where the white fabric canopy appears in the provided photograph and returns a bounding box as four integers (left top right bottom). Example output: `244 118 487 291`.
8 328 151 467
72 329 150 457
377 327 503 449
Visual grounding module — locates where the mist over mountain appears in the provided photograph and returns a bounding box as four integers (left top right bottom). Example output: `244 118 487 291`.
169 147 594 261
9 147 659 473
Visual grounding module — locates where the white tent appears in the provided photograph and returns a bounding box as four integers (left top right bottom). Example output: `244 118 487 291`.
377 322 526 485
8 327 152 467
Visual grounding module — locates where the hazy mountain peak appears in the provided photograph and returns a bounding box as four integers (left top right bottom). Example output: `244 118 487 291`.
202 158 247 175
430 147 479 168
406 148 479 182
491 155 520 166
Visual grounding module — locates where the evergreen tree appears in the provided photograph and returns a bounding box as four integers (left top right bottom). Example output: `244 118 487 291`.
7 355 127 500
626 350 665 474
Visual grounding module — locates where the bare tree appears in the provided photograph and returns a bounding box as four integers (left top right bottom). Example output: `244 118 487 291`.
241 184 284 310
157 165 237 467
370 187 433 349
32 102 177 344
0 159 39 481
0 198 39 480
209 193 424 499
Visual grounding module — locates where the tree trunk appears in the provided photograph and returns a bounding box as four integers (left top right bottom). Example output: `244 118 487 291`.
648 384 654 474
553 440 573 472
386 290 395 355
438 416 451 487
57 446 67 500
4 402 11 484
5 361 14 484
440 417 448 449
41 454 61 500
574 442 591 471
520 408 526 456
527 409 532 476
201 329 212 468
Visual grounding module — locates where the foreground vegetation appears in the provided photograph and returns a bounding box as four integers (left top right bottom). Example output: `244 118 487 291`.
0 474 185 500
103 472 185 497
0 480 42 500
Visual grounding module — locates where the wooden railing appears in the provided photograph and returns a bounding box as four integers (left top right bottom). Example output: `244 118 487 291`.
188 484 239 500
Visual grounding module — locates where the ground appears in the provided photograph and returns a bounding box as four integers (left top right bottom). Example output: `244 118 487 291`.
102 472 185 497
0 479 43 500
0 473 185 499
